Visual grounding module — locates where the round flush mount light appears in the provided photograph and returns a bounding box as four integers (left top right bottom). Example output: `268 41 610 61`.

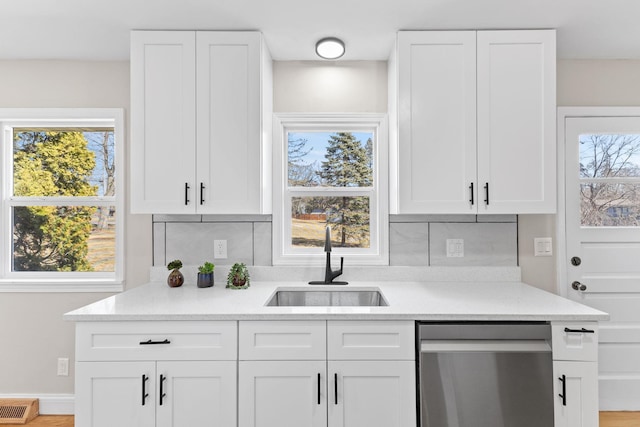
315 37 345 60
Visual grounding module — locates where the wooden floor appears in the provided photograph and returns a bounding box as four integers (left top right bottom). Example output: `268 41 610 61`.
5 412 639 426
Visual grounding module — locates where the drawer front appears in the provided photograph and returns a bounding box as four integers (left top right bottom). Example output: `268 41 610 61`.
76 321 237 361
552 322 598 362
328 321 415 360
239 320 326 360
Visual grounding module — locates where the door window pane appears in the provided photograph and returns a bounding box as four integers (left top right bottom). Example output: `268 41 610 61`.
581 183 640 226
288 132 374 187
291 196 370 248
579 134 640 178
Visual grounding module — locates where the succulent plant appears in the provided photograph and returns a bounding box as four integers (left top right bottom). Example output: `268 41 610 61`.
167 259 183 270
198 261 215 274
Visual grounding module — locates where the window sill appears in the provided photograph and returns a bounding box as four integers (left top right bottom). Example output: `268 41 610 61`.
0 280 124 293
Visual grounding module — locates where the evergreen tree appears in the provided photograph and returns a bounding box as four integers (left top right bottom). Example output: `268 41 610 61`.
13 131 97 271
318 132 372 247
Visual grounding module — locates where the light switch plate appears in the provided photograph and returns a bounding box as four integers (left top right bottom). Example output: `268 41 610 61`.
534 237 553 257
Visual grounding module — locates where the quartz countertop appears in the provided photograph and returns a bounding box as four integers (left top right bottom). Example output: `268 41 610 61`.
64 279 608 322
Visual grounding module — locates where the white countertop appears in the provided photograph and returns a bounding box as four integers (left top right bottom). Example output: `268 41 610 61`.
64 279 608 322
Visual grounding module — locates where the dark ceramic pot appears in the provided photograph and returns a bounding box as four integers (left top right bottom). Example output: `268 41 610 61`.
167 269 184 287
197 272 214 288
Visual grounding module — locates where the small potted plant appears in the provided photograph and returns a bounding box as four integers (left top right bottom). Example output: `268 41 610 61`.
166 259 184 288
197 261 215 288
226 263 250 289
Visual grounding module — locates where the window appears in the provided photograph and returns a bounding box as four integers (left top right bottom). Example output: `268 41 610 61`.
273 114 388 265
0 109 124 291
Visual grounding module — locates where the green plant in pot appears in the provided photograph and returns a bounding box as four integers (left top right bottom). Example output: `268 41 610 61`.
197 261 215 288
226 263 250 289
167 259 184 288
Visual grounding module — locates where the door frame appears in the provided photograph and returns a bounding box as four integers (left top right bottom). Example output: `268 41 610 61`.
556 107 640 297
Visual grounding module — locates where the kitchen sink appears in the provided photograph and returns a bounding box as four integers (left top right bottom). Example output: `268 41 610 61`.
265 289 388 307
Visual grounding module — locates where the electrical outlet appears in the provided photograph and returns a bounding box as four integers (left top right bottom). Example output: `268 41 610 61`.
446 239 464 257
57 357 69 376
214 240 227 259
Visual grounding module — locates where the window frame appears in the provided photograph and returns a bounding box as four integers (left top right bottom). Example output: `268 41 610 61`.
273 113 389 266
0 108 125 292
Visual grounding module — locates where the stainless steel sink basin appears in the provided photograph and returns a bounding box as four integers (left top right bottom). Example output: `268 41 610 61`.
265 289 388 307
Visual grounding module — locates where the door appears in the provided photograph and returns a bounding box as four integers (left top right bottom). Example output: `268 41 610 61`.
396 31 477 214
75 361 155 427
328 360 416 427
238 360 327 427
130 30 197 213
564 112 640 409
156 361 237 427
553 361 598 427
477 30 556 213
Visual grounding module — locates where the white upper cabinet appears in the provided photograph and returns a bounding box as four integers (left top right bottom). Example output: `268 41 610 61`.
391 29 556 214
477 30 556 214
131 30 272 214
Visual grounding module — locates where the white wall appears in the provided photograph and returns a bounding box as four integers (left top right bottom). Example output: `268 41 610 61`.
0 60 152 396
519 59 640 294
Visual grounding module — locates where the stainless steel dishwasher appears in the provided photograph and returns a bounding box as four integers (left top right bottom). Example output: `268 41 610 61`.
418 322 554 427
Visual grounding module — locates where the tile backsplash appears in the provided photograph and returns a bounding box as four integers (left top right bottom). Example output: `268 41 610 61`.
152 214 518 268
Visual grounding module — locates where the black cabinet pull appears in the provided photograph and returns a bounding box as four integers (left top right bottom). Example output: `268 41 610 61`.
185 183 190 205
159 374 167 406
139 339 171 345
334 373 338 405
469 182 474 205
200 182 205 205
558 374 566 406
484 182 489 205
564 327 595 334
141 374 149 406
317 373 321 405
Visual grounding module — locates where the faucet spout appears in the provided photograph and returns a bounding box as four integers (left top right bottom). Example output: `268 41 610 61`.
309 226 348 285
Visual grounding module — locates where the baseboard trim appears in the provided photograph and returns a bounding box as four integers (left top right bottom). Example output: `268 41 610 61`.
0 394 74 415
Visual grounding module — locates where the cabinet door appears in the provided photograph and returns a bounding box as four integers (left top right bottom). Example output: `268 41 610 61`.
477 30 556 214
196 32 264 214
130 30 197 213
75 361 155 427
396 31 477 213
239 361 327 427
328 360 416 427
156 361 237 427
553 361 598 427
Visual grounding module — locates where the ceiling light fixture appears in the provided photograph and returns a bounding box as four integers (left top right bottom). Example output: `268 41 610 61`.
315 37 345 60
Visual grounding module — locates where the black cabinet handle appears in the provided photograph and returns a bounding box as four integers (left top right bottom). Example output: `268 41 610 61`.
139 339 171 345
185 183 190 205
334 373 338 405
469 182 474 205
564 327 595 334
484 182 489 205
159 374 167 406
317 373 321 405
141 374 149 406
558 374 566 406
200 182 205 205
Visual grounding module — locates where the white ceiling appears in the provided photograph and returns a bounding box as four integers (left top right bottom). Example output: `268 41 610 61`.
1 0 640 61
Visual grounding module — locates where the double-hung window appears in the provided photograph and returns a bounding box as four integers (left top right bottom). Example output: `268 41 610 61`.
273 114 388 265
0 109 124 291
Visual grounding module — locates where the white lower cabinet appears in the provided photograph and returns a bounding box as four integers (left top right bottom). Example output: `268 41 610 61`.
76 361 236 427
239 361 327 427
238 320 416 427
328 360 416 427
74 321 237 427
552 322 599 427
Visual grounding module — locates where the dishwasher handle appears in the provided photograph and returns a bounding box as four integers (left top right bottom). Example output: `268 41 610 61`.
421 339 551 353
